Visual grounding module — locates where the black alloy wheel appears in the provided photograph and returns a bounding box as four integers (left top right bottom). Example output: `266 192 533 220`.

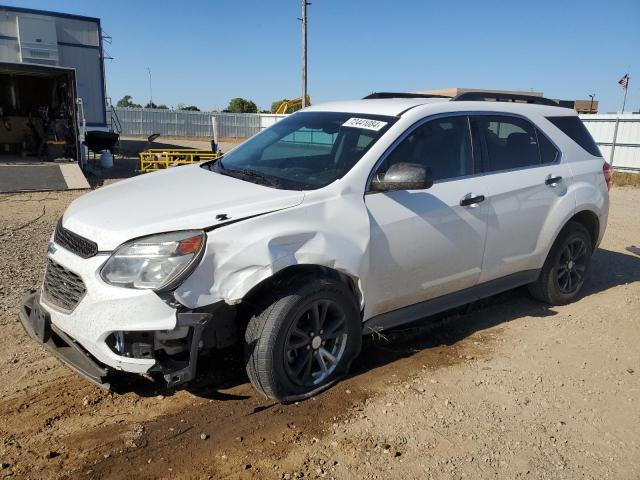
555 237 588 294
244 276 361 402
283 299 349 387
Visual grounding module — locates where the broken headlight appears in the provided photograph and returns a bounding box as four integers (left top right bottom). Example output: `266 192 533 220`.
100 230 205 291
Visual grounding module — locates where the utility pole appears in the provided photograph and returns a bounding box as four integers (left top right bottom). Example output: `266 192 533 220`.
146 67 153 107
300 1 309 108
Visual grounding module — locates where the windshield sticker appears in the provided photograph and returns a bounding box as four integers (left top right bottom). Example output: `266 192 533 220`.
342 117 388 131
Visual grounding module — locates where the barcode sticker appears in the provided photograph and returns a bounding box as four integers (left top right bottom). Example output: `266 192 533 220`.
342 117 388 131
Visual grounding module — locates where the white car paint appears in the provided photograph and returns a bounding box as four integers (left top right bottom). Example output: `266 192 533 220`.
40 96 609 374
63 163 305 250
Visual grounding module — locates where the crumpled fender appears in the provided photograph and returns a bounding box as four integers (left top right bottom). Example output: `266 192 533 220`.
174 191 370 311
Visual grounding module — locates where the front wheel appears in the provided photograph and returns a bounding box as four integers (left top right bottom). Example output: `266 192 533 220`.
244 277 361 402
528 221 593 305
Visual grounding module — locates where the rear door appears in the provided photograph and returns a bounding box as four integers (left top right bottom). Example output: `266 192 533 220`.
364 115 489 318
472 114 573 283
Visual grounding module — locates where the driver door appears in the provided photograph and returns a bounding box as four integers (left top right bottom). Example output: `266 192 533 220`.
364 115 489 318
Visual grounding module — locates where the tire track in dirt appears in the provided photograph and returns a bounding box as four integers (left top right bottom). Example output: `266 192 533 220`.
72 305 502 480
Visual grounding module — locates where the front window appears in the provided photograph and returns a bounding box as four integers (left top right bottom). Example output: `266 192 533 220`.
374 115 474 182
203 111 396 190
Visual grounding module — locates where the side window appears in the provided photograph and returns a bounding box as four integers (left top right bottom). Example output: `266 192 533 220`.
475 115 541 171
546 116 602 157
378 116 473 182
537 129 560 163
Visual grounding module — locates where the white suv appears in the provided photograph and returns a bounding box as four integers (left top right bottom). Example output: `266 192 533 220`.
19 92 611 402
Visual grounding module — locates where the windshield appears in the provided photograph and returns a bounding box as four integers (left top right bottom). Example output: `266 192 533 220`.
203 111 397 190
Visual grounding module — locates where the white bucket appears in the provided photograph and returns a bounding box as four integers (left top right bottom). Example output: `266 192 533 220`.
99 150 113 169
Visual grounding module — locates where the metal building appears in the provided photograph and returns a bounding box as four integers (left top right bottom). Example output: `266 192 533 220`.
0 4 107 128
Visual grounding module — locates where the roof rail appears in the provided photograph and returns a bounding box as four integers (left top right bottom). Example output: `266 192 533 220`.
451 91 559 106
363 92 450 100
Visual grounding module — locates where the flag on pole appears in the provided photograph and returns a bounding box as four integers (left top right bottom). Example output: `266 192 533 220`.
618 74 629 90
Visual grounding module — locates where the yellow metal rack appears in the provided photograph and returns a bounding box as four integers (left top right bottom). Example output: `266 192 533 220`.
138 149 221 173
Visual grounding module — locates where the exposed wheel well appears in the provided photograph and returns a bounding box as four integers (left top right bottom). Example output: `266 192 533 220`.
241 264 361 313
568 210 599 249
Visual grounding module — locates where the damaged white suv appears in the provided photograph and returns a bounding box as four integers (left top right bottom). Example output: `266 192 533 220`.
19 92 610 402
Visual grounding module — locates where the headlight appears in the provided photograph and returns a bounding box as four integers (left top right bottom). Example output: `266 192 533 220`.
100 230 205 291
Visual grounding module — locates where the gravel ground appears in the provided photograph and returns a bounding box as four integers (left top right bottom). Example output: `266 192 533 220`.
0 184 638 479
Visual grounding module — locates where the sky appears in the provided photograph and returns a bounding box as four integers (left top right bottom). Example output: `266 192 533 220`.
3 0 639 113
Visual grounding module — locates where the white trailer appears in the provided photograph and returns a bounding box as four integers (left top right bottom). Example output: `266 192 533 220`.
0 5 104 191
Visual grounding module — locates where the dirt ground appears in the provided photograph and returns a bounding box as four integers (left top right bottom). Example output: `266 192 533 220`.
0 182 639 479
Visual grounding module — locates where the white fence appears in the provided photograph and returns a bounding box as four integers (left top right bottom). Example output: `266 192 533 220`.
111 108 285 138
580 114 640 171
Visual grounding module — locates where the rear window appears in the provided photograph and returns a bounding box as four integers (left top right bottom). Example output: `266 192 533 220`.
546 116 602 157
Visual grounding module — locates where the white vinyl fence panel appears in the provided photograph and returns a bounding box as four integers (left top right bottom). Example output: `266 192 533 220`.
580 114 640 171
113 108 286 139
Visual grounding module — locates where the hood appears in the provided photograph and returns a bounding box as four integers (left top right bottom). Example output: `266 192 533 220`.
63 165 305 250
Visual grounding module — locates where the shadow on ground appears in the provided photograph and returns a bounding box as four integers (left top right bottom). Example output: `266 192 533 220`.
109 247 640 399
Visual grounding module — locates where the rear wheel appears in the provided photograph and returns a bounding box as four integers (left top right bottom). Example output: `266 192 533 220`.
528 221 593 305
244 277 361 402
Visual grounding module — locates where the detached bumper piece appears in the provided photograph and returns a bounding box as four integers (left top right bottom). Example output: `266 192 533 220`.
18 290 111 389
158 312 212 388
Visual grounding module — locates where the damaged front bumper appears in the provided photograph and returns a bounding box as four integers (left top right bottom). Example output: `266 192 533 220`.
18 290 215 389
19 290 111 388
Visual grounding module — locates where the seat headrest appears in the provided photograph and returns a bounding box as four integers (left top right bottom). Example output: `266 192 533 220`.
506 132 531 149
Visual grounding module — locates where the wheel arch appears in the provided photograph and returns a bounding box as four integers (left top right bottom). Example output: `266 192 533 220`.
537 206 601 272
569 209 600 250
241 264 363 314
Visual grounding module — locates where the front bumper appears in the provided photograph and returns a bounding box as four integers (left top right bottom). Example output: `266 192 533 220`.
18 289 214 389
19 290 111 388
20 242 239 390
41 245 179 374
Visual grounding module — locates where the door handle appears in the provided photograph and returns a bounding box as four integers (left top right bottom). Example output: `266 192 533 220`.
545 176 563 187
460 194 485 207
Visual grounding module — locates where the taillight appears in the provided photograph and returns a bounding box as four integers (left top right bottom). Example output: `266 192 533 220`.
602 162 613 191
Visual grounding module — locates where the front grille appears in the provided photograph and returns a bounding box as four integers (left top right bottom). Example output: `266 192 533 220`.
54 219 98 259
43 259 87 312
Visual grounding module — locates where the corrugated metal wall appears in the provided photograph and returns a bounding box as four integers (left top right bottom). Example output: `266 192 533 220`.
113 108 286 138
580 114 640 171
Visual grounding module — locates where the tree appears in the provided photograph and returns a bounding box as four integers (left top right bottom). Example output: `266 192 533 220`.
116 95 142 108
179 105 200 111
225 97 258 114
156 104 169 109
145 102 158 109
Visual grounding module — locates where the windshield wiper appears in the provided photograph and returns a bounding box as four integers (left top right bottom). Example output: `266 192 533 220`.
201 157 224 171
224 167 281 188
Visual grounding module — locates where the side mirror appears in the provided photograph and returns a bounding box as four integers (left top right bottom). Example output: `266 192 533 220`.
370 162 433 192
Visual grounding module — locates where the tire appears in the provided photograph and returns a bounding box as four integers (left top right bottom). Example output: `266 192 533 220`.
244 276 361 402
528 221 593 305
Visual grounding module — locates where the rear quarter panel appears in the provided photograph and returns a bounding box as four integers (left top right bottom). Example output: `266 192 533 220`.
535 115 609 252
